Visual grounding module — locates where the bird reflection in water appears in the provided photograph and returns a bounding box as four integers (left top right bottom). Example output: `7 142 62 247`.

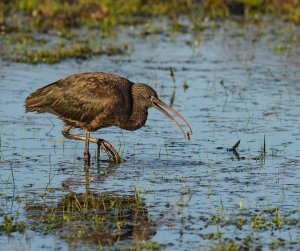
25 164 156 247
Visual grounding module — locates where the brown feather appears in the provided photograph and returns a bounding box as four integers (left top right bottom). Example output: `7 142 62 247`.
25 72 134 131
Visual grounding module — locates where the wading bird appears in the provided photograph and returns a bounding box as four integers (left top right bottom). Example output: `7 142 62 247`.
25 72 192 164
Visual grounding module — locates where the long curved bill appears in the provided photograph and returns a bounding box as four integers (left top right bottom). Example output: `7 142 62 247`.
151 97 193 140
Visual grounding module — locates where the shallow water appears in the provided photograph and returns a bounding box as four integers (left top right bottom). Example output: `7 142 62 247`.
0 19 300 250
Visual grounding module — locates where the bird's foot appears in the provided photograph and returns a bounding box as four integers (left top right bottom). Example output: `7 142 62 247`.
61 128 122 164
96 139 123 163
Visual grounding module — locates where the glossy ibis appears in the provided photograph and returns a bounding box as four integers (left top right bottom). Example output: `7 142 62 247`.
25 72 192 164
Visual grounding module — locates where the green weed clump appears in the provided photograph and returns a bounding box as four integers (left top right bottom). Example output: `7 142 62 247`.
202 0 300 23
0 0 299 63
2 0 299 32
0 215 26 234
25 192 155 246
8 40 128 64
201 205 300 250
2 0 197 31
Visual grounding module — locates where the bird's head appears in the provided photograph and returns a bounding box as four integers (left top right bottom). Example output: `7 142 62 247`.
133 83 192 140
133 83 158 108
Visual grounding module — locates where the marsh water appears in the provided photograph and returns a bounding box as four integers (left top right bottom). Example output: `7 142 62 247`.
0 19 300 250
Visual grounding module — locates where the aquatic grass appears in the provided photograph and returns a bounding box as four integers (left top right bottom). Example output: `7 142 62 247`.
271 146 278 157
2 1 298 63
202 0 300 24
202 203 300 250
19 168 146 242
220 79 228 97
114 136 126 165
4 0 200 33
139 22 166 37
6 40 128 64
169 67 176 84
176 188 192 207
232 139 241 151
8 162 16 193
133 240 162 251
25 189 155 245
0 215 26 234
112 142 125 165
182 80 189 92
169 67 177 107
229 137 269 162
4 0 300 31
272 44 292 55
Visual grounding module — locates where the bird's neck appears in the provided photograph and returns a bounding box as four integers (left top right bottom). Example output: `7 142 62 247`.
119 100 148 131
128 105 148 131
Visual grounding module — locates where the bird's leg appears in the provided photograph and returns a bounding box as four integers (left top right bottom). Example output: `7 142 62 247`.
62 126 90 164
96 143 101 166
62 126 86 141
84 130 91 165
62 126 122 163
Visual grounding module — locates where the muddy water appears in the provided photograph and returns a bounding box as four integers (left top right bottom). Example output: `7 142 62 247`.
0 19 300 250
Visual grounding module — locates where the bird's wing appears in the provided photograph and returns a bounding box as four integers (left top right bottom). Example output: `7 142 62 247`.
26 73 133 127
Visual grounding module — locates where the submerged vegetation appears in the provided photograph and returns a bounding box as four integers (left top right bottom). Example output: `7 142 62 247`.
0 0 299 63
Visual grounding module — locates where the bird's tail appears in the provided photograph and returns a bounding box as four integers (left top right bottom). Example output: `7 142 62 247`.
24 81 58 113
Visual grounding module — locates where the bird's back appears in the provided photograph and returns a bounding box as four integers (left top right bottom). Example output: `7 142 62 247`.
25 72 134 131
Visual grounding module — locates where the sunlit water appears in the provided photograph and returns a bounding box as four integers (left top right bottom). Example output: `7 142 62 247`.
0 19 300 250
